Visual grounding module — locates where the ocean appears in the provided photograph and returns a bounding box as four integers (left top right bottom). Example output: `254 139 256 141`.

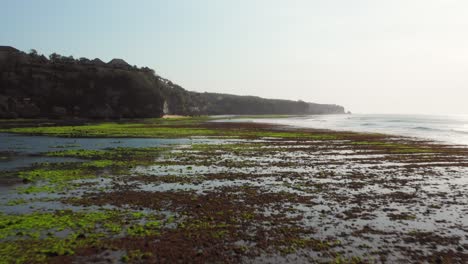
240 114 468 145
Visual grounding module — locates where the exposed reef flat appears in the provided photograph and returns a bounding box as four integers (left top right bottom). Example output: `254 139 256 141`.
0 117 467 263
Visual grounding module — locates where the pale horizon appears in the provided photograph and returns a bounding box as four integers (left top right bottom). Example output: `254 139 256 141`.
2 0 468 115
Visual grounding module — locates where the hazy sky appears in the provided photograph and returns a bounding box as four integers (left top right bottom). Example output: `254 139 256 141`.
1 0 468 114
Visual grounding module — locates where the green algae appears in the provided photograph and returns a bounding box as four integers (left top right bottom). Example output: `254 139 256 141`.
47 149 113 159
11 146 171 194
0 209 165 263
5 199 28 206
278 237 339 255
1 117 341 140
1 122 219 138
16 168 95 193
82 159 116 168
19 168 92 183
81 159 140 169
47 147 166 161
190 142 267 152
16 185 57 194
237 130 339 140
126 221 161 237
0 210 113 239
121 249 153 263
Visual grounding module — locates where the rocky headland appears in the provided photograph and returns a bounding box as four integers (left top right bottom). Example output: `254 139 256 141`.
0 46 345 119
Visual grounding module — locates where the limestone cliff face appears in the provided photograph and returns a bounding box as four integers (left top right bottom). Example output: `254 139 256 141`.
161 87 345 116
0 47 345 118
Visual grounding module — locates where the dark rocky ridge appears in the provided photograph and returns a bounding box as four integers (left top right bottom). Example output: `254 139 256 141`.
0 46 345 118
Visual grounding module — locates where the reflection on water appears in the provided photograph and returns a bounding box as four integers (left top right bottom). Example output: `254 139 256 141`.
0 133 234 171
0 133 200 154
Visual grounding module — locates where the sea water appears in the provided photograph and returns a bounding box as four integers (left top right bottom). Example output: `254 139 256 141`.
240 114 468 145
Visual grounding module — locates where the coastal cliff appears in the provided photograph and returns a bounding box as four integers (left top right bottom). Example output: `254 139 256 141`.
0 46 345 118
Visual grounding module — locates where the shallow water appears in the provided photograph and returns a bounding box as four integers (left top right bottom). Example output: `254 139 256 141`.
0 133 239 171
0 133 229 154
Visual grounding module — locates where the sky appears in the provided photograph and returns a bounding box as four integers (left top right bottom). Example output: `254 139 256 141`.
1 0 468 115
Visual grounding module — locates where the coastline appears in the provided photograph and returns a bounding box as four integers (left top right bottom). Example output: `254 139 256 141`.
223 114 468 147
0 117 467 263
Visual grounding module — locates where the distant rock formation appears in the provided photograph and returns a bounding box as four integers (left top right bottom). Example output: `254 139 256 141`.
0 46 345 119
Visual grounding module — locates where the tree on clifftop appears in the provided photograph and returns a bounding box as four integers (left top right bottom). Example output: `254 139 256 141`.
29 49 38 56
49 53 62 63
